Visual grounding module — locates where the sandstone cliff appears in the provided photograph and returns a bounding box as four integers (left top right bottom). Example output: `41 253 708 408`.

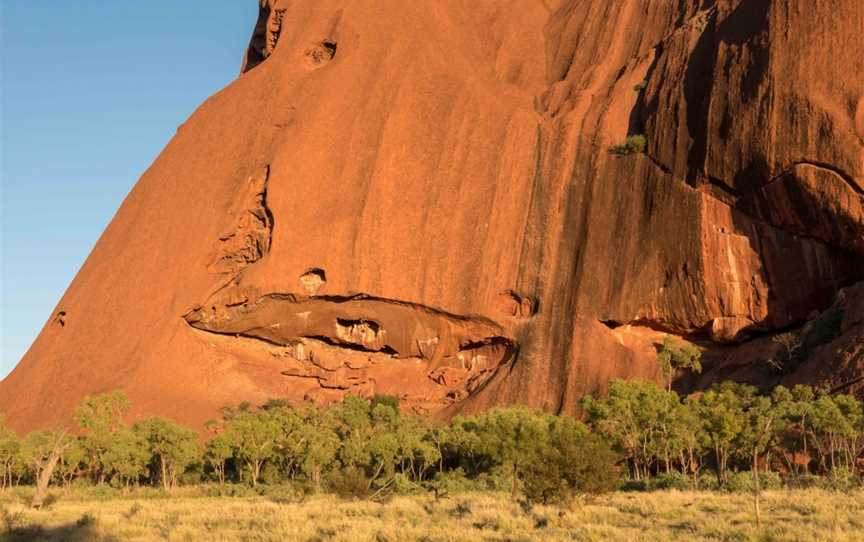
2 0 862 432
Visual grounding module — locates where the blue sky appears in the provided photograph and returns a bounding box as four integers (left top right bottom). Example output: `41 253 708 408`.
0 2 256 379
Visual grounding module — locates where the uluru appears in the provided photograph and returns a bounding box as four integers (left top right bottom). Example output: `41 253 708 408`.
2 0 863 434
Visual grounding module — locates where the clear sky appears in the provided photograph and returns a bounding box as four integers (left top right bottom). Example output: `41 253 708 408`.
0 2 256 379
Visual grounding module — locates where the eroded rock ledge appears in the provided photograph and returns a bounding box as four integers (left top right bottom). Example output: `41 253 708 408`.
206 166 274 275
184 291 517 412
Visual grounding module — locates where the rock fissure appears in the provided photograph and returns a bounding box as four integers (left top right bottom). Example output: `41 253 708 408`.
779 161 863 197
207 166 274 275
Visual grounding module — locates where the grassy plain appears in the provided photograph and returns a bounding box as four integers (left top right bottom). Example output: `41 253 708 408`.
1 487 862 541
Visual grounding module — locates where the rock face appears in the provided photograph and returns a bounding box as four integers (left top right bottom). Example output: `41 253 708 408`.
2 0 863 432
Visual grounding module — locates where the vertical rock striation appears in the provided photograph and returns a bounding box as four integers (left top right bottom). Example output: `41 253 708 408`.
2 0 862 432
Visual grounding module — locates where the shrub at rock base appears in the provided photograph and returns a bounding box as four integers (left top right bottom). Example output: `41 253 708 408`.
326 467 371 500
521 431 620 504
725 471 782 493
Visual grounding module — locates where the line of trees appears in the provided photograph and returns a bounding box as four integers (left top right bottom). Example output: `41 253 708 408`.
583 380 863 483
0 380 862 504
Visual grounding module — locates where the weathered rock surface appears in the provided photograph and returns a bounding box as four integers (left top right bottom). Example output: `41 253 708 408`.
2 0 862 432
692 281 864 398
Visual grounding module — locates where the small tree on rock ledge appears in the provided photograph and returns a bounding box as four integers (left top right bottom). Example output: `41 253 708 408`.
657 336 702 391
609 134 646 155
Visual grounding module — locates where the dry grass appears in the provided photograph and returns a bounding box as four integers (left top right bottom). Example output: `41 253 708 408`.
1 488 862 541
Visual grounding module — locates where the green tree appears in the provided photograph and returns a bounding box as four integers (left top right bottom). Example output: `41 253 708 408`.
133 417 200 490
325 396 438 496
54 437 85 488
674 396 705 479
224 410 279 486
330 396 406 494
296 407 339 491
0 415 20 490
736 386 791 525
696 382 751 484
651 396 704 477
74 391 130 433
204 432 234 485
74 391 131 484
811 393 862 473
367 400 409 488
582 379 677 480
21 431 61 482
777 385 817 476
657 336 702 391
21 430 72 508
102 427 149 487
440 415 488 477
331 396 377 472
453 407 552 496
267 405 310 481
392 414 440 483
831 394 864 471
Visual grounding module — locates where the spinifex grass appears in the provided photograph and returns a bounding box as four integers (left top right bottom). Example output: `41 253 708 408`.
1 488 862 541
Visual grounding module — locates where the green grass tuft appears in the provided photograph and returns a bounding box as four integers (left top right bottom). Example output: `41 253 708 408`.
610 134 646 155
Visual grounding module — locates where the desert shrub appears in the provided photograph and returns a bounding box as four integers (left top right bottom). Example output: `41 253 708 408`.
519 468 564 504
694 473 721 491
40 494 60 509
474 468 512 492
650 471 692 491
787 474 822 490
292 479 318 497
449 501 472 518
724 471 782 493
423 468 487 496
426 467 511 496
259 463 282 485
472 518 500 531
217 484 260 498
760 471 784 490
820 467 861 492
76 512 97 527
521 426 620 504
73 484 121 500
122 502 143 519
326 467 371 500
425 468 468 495
2 506 25 533
765 309 842 374
263 483 309 504
620 480 647 492
369 394 400 412
633 80 648 91
178 468 202 486
609 134 646 155
392 473 423 495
